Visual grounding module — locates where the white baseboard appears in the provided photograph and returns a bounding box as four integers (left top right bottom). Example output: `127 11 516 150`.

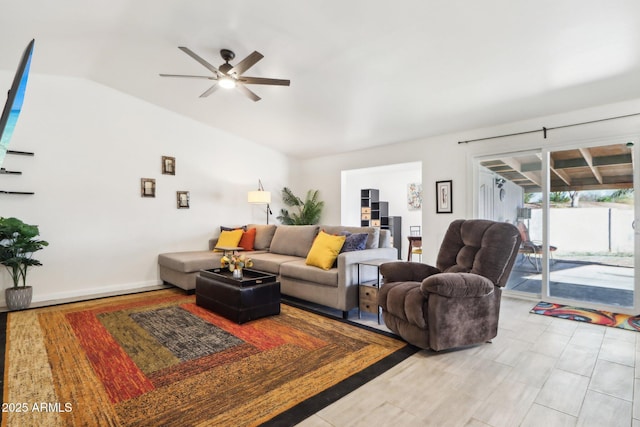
1 280 175 312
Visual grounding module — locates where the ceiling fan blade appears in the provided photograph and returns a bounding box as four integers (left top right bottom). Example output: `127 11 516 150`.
178 46 219 74
239 76 290 86
199 83 220 98
159 73 215 79
236 83 261 102
228 51 264 76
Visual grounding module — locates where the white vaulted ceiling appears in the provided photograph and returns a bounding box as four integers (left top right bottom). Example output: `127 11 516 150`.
2 0 640 158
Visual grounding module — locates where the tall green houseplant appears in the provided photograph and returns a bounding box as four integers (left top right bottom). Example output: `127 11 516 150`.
0 217 49 288
277 187 324 225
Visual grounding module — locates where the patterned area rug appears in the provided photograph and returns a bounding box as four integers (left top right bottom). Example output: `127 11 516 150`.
531 301 640 331
1 289 415 426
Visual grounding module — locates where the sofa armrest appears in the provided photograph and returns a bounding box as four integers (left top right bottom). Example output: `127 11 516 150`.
337 248 399 281
421 272 494 298
335 247 398 309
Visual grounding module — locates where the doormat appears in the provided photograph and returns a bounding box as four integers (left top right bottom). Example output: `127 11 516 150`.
1 289 416 427
531 301 640 331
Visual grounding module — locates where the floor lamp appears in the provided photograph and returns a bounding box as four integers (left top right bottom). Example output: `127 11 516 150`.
247 180 272 224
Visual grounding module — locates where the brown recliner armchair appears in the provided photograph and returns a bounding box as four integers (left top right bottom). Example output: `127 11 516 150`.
378 219 521 351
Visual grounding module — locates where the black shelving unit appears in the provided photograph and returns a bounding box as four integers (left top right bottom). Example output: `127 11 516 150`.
370 201 388 227
382 216 402 259
360 189 402 258
360 189 379 226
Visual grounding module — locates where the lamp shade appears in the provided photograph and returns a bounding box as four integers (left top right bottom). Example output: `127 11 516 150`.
248 190 271 204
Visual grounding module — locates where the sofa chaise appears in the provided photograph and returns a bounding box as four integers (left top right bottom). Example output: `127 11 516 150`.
158 224 398 317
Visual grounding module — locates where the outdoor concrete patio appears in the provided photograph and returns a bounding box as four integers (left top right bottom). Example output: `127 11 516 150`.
507 255 634 308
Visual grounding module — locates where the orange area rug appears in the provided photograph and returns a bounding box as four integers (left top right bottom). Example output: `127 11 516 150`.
2 289 414 426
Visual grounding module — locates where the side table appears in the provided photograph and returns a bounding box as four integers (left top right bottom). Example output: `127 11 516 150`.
356 259 390 324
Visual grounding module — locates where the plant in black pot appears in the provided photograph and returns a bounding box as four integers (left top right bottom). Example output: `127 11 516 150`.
277 187 324 225
0 217 49 310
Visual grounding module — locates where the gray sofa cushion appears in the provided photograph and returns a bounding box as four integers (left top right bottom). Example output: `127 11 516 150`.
248 252 301 275
321 225 380 249
158 251 221 273
279 259 339 287
247 224 277 250
379 229 391 248
269 225 319 257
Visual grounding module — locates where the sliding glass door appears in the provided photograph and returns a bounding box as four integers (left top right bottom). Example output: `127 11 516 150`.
476 139 638 313
478 150 543 297
547 143 635 308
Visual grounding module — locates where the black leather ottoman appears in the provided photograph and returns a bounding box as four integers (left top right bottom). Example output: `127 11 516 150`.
195 268 280 324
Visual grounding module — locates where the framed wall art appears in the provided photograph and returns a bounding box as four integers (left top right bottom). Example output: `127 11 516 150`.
436 180 452 213
177 191 190 209
141 178 156 198
162 156 175 175
407 182 422 209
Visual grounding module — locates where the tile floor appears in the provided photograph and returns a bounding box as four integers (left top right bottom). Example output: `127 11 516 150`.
297 296 638 427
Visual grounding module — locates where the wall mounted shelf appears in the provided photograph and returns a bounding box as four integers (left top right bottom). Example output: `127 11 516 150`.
0 169 22 175
1 150 35 194
0 190 34 195
7 150 34 156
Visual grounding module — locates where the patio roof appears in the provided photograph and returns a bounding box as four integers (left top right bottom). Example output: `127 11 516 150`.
481 143 634 193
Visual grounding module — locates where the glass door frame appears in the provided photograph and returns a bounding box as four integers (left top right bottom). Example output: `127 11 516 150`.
472 135 640 315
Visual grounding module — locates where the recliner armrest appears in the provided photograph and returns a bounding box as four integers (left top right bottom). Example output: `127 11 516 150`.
380 261 440 283
421 272 494 298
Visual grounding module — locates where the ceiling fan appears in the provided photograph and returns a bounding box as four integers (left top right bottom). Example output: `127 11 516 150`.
160 47 290 102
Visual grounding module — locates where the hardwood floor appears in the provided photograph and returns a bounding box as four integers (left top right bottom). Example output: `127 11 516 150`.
297 296 638 427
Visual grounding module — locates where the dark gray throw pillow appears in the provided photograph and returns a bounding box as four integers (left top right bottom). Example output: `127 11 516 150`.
340 232 368 253
220 225 247 232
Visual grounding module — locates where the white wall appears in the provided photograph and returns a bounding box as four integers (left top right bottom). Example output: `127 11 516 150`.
341 162 422 259
477 167 523 223
293 138 467 263
0 73 291 306
4 72 640 307
528 208 635 253
294 98 640 265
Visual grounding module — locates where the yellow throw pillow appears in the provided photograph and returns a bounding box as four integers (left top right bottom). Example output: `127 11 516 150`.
305 231 346 270
214 229 244 251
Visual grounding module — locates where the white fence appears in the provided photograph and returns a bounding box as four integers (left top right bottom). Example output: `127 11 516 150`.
527 208 634 253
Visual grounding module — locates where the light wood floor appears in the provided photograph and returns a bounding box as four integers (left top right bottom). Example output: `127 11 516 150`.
297 296 638 427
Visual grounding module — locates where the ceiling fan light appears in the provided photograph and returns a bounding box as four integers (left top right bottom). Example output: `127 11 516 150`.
218 76 236 89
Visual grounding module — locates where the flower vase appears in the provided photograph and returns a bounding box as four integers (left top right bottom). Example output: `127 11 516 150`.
232 268 243 280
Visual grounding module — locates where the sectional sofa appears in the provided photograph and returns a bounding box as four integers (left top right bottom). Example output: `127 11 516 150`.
158 224 398 317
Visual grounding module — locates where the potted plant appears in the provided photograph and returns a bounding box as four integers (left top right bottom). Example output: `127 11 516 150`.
0 217 49 310
277 187 324 225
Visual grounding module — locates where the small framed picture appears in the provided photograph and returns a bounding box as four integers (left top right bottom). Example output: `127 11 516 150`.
162 156 175 175
177 191 190 209
436 180 452 214
141 178 156 198
407 182 422 210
